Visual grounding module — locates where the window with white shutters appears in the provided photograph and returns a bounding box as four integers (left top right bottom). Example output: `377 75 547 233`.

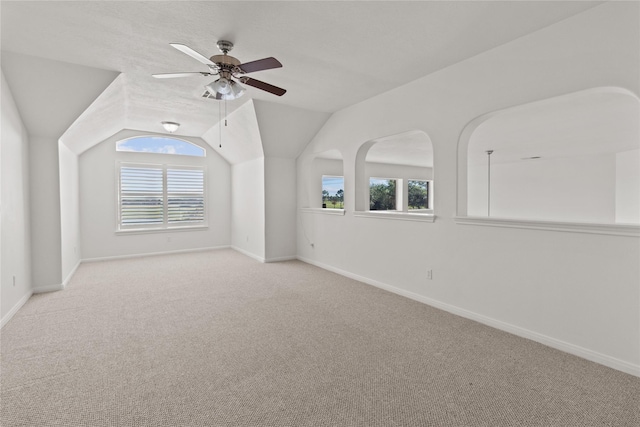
118 164 206 230
167 168 205 224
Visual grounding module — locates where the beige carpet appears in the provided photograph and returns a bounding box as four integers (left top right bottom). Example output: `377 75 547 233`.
1 249 639 426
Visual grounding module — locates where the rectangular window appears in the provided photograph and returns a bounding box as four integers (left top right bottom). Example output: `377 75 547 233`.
408 180 429 210
118 164 205 230
370 178 397 210
167 169 205 224
322 175 344 209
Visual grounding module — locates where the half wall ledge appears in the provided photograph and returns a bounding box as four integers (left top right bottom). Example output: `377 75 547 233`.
454 216 640 237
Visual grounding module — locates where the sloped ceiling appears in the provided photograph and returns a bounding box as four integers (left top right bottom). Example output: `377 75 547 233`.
1 51 119 138
0 1 604 160
201 99 264 165
253 100 331 159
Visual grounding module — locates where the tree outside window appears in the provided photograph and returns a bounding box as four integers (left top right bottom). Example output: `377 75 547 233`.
370 178 397 210
408 180 429 209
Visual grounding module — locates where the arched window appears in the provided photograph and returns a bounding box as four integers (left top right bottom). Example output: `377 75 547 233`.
116 136 205 157
459 88 639 226
354 130 434 220
115 135 207 231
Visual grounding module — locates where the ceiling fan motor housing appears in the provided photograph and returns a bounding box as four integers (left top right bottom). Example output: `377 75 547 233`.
210 54 241 79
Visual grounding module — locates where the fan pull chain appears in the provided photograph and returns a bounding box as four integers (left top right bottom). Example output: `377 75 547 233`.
218 100 222 148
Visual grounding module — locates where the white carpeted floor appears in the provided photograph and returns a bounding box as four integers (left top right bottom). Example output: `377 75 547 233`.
2 249 639 426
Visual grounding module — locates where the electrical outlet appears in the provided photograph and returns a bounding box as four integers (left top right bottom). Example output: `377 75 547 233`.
427 269 433 280
13 275 16 287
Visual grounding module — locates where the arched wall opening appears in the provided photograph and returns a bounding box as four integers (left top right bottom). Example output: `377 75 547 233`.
458 87 640 224
354 130 434 214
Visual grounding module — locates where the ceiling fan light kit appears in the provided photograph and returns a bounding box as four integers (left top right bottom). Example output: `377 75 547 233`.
153 40 286 100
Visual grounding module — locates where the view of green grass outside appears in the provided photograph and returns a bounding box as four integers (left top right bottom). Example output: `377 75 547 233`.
322 176 344 209
322 189 344 208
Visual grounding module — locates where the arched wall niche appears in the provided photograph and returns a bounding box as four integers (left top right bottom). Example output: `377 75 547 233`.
309 149 344 209
458 87 640 225
355 130 434 213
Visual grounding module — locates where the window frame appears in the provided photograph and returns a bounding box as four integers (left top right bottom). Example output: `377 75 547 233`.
369 177 399 211
407 179 432 211
116 161 208 233
321 175 345 210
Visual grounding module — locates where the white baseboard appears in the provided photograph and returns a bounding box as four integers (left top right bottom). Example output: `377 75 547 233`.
231 246 266 263
82 245 231 263
32 283 64 294
265 255 297 263
1 291 32 329
297 255 640 378
62 260 82 288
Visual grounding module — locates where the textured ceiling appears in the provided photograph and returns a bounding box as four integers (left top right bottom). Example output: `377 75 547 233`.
0 1 603 156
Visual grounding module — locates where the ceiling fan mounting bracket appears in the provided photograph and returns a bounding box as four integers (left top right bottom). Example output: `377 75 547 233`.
216 40 234 54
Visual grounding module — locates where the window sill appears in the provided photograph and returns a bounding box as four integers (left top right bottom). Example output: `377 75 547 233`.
353 211 435 222
116 225 209 235
454 216 640 237
300 208 345 216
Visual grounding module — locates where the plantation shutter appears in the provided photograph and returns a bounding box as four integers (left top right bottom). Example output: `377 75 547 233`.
120 166 164 226
167 168 205 224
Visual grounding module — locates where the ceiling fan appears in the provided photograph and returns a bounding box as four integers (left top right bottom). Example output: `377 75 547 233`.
153 40 286 100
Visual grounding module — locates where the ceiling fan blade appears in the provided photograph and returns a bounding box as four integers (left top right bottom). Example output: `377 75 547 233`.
240 77 286 96
170 43 216 66
238 57 282 74
152 72 213 79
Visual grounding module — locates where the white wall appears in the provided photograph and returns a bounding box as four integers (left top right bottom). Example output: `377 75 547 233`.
29 136 62 291
79 130 231 260
1 71 32 325
59 142 81 283
468 154 616 222
296 2 640 375
616 149 640 224
231 158 266 261
264 157 296 261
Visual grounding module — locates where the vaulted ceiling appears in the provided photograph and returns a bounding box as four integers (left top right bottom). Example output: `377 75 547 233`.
0 1 603 163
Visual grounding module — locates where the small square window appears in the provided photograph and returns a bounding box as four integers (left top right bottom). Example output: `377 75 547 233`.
370 178 397 210
322 176 344 209
408 180 429 210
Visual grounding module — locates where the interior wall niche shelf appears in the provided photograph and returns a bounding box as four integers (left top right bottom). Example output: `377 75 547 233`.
354 211 435 223
454 216 640 237
300 208 345 216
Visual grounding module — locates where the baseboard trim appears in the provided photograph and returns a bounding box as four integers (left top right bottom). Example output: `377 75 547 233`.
1 291 32 329
32 283 64 294
62 260 82 288
231 246 266 263
265 255 297 263
82 246 231 263
297 256 640 378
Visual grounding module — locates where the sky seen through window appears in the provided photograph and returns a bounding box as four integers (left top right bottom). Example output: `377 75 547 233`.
116 136 205 157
